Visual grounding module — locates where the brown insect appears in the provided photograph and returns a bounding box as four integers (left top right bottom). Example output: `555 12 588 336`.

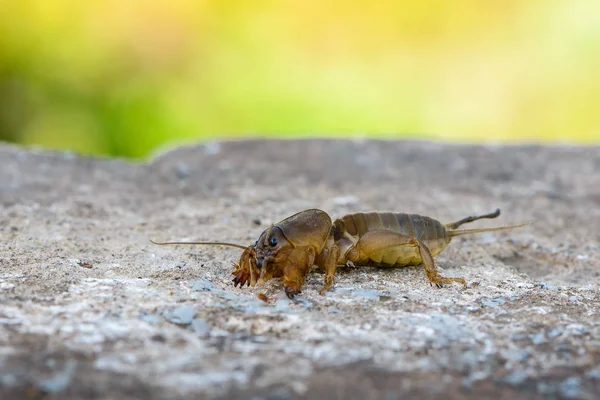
151 208 528 299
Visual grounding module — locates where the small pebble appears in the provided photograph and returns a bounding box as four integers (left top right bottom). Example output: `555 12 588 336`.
587 367 600 380
151 334 166 343
537 382 557 394
192 279 214 292
566 324 589 336
559 377 584 399
274 300 291 313
191 319 211 337
1 374 17 387
174 164 190 180
140 313 163 325
336 288 384 301
555 344 572 352
293 296 313 310
163 306 196 325
511 333 527 341
503 370 528 386
548 328 563 339
531 332 547 345
75 259 93 269
257 293 269 303
37 361 77 393
481 297 505 307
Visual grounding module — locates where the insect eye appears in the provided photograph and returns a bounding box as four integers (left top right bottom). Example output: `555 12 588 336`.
269 237 278 247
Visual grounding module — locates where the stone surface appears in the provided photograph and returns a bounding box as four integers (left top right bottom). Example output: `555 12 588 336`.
1 139 599 399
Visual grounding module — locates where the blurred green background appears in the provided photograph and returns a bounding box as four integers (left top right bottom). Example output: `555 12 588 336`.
1 1 599 159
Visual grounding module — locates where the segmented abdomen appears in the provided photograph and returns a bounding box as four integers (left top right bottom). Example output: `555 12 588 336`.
339 212 451 257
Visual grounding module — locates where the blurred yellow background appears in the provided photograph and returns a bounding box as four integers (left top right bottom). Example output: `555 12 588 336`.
1 0 598 159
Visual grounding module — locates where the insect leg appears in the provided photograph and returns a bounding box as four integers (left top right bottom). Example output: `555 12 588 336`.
346 229 467 288
282 247 316 299
318 245 341 295
411 236 467 288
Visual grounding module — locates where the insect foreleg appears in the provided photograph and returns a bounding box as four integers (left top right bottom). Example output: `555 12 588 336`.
281 247 316 299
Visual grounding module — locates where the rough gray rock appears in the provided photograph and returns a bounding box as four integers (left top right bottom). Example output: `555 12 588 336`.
1 139 599 399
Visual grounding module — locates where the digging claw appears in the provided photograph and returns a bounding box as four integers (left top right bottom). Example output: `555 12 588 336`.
285 287 300 299
429 276 467 289
232 271 249 288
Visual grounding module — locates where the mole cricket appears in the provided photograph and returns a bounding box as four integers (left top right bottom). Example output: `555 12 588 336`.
151 208 528 299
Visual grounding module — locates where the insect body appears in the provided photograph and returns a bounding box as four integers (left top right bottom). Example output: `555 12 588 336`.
151 208 528 298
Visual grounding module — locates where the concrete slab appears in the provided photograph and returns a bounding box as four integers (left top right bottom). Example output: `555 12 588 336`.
1 140 599 399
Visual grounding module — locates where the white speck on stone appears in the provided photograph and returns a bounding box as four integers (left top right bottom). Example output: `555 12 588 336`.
532 307 550 315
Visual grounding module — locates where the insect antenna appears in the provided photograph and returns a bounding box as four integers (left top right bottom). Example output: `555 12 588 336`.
150 239 249 250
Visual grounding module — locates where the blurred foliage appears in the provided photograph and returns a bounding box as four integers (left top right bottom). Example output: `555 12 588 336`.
0 0 599 159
